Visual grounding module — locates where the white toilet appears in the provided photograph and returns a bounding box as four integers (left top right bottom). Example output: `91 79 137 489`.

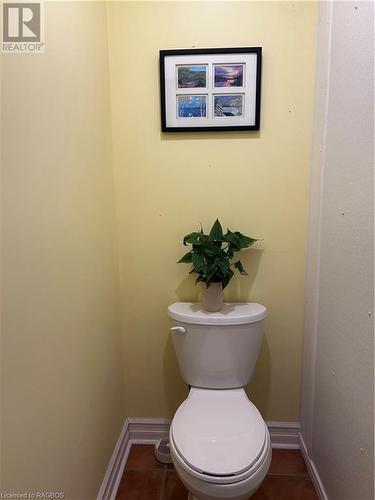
168 302 271 500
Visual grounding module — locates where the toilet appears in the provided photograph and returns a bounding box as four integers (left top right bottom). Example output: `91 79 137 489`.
168 302 271 500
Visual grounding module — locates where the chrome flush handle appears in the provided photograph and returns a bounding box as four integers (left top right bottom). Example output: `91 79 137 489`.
170 326 186 335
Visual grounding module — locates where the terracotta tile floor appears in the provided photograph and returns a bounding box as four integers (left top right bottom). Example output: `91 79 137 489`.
116 444 319 500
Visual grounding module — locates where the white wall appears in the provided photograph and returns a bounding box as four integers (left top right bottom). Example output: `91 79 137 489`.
301 2 374 499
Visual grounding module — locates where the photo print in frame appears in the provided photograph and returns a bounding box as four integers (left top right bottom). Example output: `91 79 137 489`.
159 47 262 132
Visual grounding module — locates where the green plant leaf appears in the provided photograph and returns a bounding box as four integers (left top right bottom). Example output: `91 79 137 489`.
206 262 219 282
234 260 248 275
234 231 257 249
223 229 239 243
215 260 232 287
199 242 222 258
177 251 192 263
192 252 204 272
209 218 223 241
183 232 201 246
179 221 259 289
222 230 241 251
222 268 234 289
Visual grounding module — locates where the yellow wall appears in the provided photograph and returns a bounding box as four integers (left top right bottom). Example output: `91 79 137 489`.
107 1 317 421
1 3 123 497
1 3 317 495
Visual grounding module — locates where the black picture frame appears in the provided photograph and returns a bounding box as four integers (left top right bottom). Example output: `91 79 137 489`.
159 47 262 133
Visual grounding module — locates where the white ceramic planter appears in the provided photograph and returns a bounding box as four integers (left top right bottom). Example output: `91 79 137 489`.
201 282 223 312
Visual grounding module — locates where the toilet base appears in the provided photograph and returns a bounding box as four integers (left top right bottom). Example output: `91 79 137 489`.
188 494 237 500
188 494 200 500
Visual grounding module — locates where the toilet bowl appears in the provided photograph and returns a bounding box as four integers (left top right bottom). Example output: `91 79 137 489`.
168 302 271 500
170 387 271 500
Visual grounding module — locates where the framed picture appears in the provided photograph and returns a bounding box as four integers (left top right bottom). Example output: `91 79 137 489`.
159 47 262 132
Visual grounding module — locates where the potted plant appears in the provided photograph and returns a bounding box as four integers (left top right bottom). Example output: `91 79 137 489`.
178 219 258 312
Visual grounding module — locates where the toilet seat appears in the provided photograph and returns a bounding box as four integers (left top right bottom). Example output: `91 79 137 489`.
170 387 268 483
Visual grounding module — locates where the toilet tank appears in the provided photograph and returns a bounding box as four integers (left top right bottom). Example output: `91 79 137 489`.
168 302 267 389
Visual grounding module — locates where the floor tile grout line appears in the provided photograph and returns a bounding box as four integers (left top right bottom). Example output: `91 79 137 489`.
159 465 168 500
125 467 167 471
267 472 310 478
123 468 310 477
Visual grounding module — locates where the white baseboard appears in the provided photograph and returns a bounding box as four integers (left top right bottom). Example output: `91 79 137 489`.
127 417 170 443
96 419 132 500
128 418 300 449
266 421 301 449
97 417 301 500
299 432 328 500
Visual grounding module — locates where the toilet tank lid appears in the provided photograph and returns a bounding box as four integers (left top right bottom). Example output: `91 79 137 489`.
168 302 267 325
